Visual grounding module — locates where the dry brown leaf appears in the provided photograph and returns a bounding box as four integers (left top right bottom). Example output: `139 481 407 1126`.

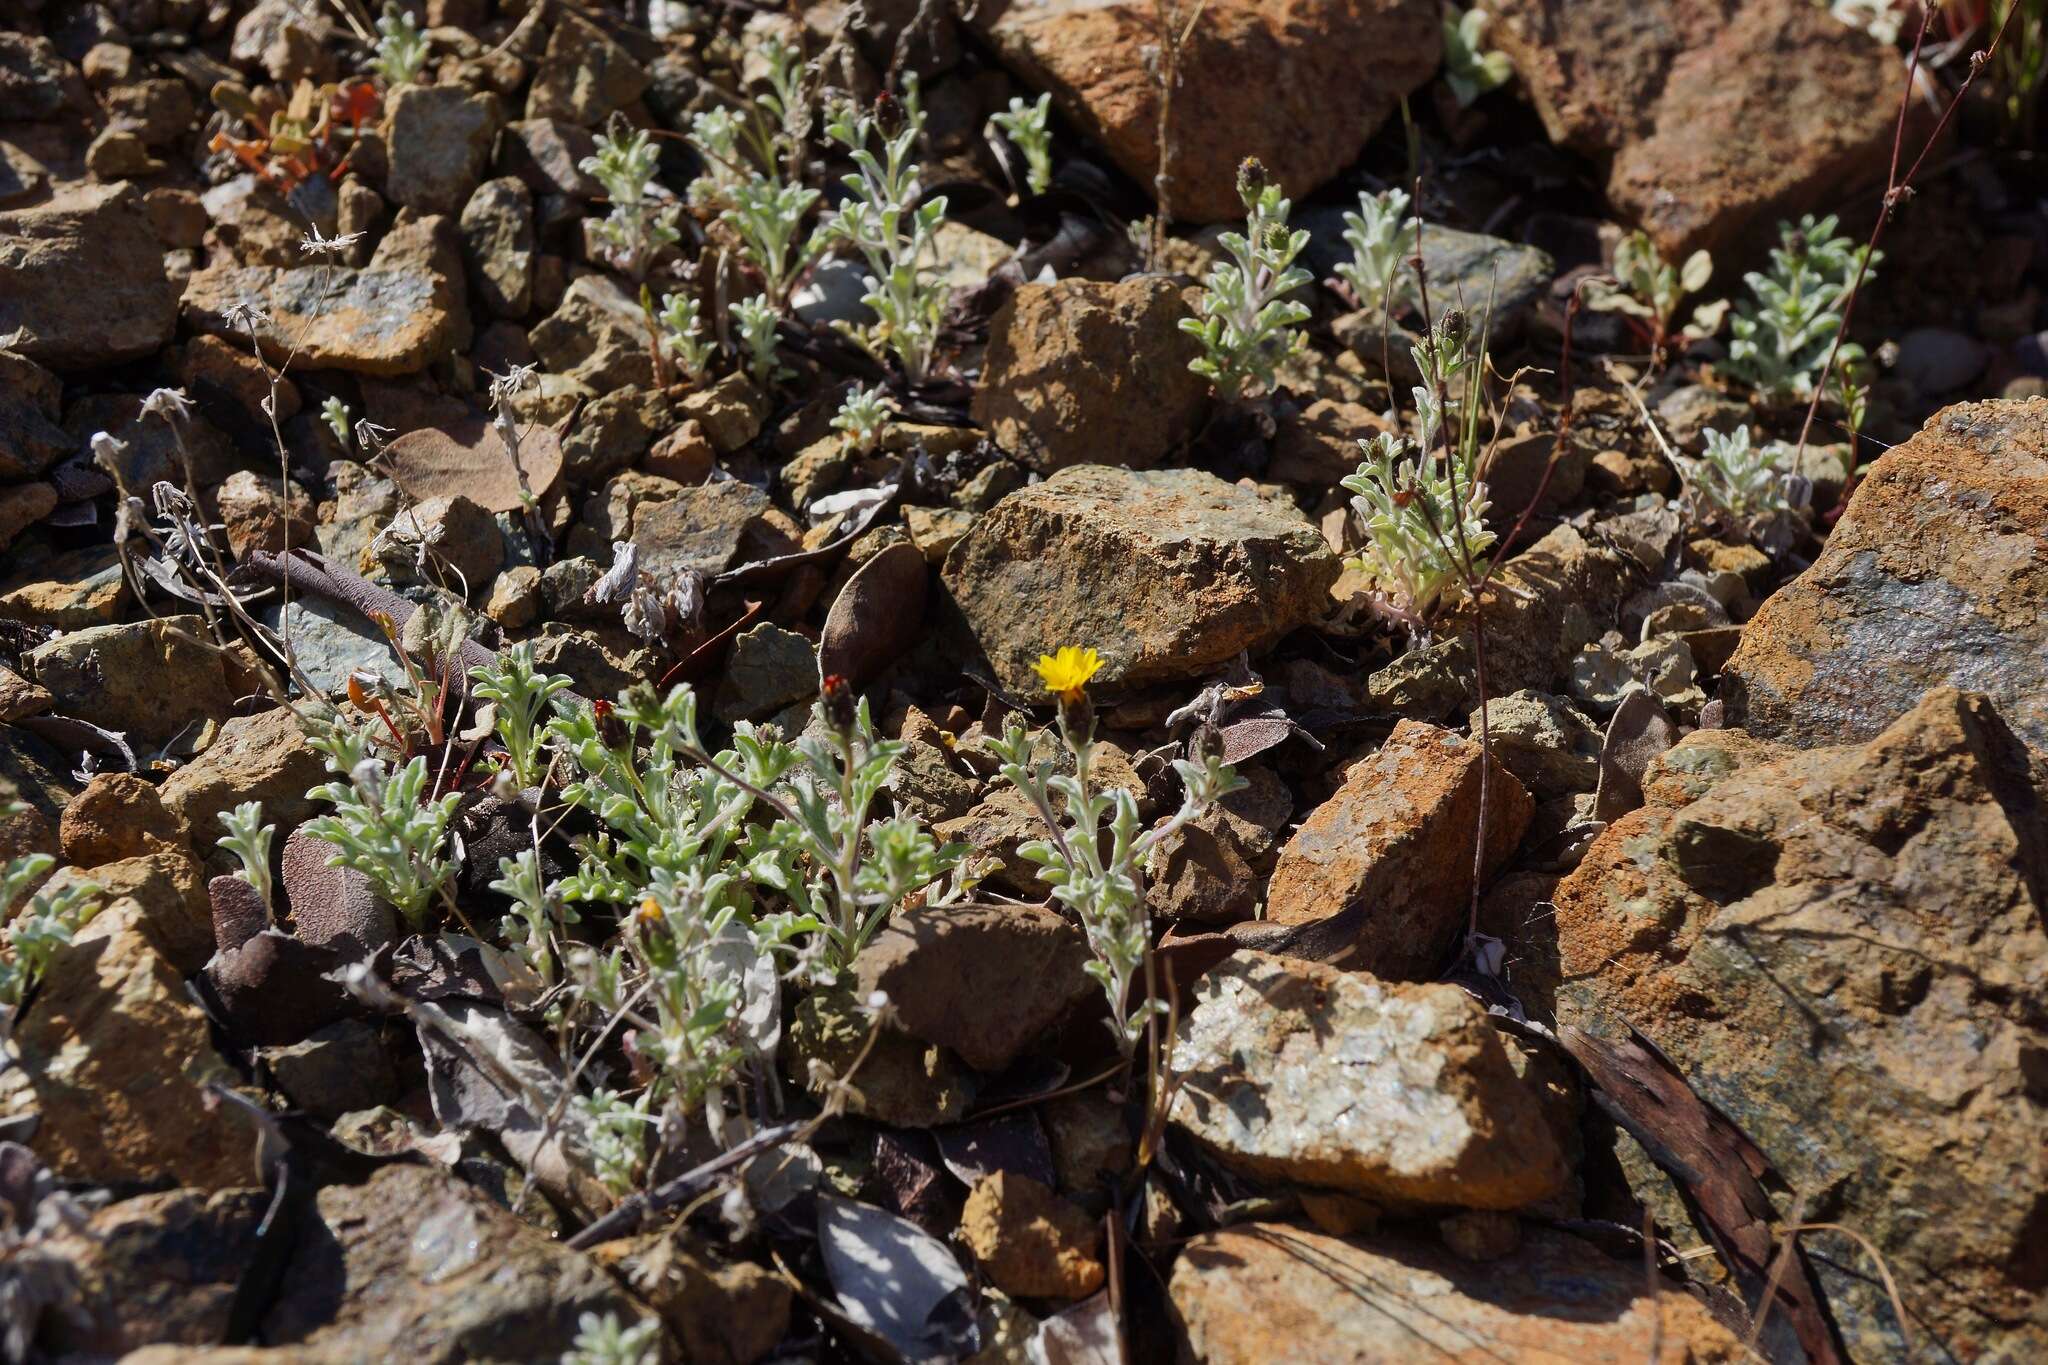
380 419 563 513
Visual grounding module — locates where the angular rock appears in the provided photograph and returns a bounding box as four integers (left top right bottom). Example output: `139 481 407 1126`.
161 706 327 847
261 1019 399 1118
181 217 467 377
37 1188 270 1357
713 621 817 723
785 984 974 1127
1265 721 1532 979
1171 951 1567 1208
630 479 770 579
593 1228 794 1365
959 1172 1105 1301
262 1163 643 1357
852 902 1095 1073
1550 688 2048 1361
974 0 1440 222
26 615 232 745
0 348 69 481
0 182 180 368
46 850 216 975
386 83 501 216
526 9 649 125
1171 1224 1744 1363
59 772 190 866
213 469 317 560
1305 220 1556 340
1724 398 2048 752
943 465 1337 693
529 273 654 388
15 918 251 1190
0 546 129 629
970 277 1210 473
1469 690 1601 798
383 493 505 593
460 175 536 317
1145 763 1291 922
0 482 55 554
1488 0 1900 257
1457 523 1639 696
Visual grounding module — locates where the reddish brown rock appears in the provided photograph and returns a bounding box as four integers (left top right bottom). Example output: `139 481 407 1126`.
974 0 1440 223
0 182 181 368
970 277 1210 473
1264 721 1532 980
1724 398 2048 752
214 469 317 561
58 772 190 866
851 901 1095 1072
1487 0 1901 258
1549 688 2048 1361
942 465 1338 694
1170 1224 1744 1363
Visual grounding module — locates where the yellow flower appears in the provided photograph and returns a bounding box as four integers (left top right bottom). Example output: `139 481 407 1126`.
636 897 664 926
1032 646 1104 701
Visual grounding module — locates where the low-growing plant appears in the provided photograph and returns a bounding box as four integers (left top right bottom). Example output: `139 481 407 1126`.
991 648 1246 1055
831 384 891 453
987 93 1054 196
0 854 100 1011
1442 6 1513 107
581 124 681 283
470 641 575 791
1684 425 1801 528
1585 230 1727 355
1722 214 1878 405
1333 186 1413 315
720 174 821 306
656 291 716 383
303 715 460 928
489 848 576 985
564 1310 660 1365
368 3 430 88
1181 160 1313 401
819 88 949 383
1339 312 1497 625
732 295 789 390
321 395 353 451
216 801 276 914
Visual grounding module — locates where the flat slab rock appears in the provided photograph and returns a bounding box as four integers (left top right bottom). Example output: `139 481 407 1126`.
1487 0 1900 257
1169 951 1567 1209
181 218 466 376
974 0 1440 222
1170 1223 1744 1364
942 464 1338 694
1724 397 2048 752
1549 687 2048 1361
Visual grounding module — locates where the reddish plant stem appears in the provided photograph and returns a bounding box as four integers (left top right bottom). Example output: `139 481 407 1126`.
1794 4 2018 464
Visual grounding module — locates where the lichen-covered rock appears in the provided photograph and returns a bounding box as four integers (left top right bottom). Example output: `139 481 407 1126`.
970 277 1210 473
1724 398 2048 752
525 9 649 125
1549 687 2048 1362
459 176 536 318
181 217 467 376
26 615 232 745
1170 1224 1745 1364
630 479 771 579
974 0 1440 223
943 465 1337 693
1488 0 1900 258
261 1164 644 1358
1265 721 1532 979
0 182 181 368
1170 951 1567 1208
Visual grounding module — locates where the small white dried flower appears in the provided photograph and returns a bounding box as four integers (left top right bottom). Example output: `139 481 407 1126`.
300 226 366 256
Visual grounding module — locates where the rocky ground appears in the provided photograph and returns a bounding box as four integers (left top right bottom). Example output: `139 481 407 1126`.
1 0 2046 1362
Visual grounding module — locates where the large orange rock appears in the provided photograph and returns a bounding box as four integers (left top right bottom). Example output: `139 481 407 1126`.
1265 720 1531 980
1488 0 1901 258
1548 688 2048 1361
972 0 1440 223
1724 397 2048 752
